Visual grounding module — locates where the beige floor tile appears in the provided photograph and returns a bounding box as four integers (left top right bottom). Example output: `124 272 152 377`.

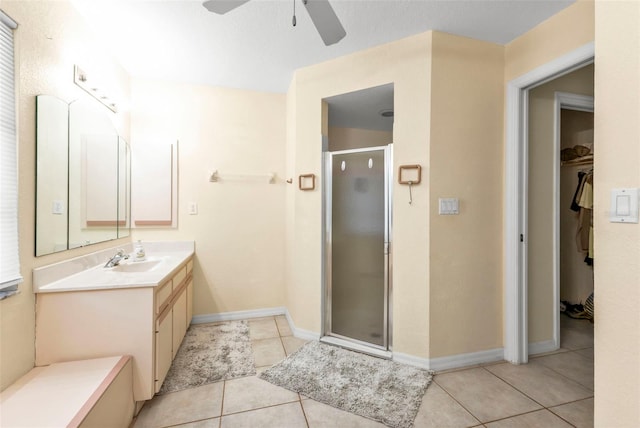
435 368 541 423
560 328 594 350
255 365 271 375
486 361 592 407
251 337 286 366
173 418 220 428
534 351 594 390
435 364 484 375
134 382 223 427
550 398 594 428
275 315 293 336
560 315 593 332
529 347 571 359
221 402 307 428
303 399 386 427
222 375 299 415
282 336 308 356
485 409 573 427
249 318 280 340
575 347 594 361
413 383 479 428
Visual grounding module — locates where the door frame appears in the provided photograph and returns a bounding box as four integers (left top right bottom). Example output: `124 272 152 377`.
321 144 393 358
504 42 594 364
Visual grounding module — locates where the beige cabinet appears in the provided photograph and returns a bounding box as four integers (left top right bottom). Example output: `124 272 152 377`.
172 287 188 360
153 262 190 391
155 310 173 393
187 278 193 325
35 256 194 401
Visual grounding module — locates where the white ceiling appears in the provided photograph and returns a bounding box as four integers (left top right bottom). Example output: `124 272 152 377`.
71 0 574 94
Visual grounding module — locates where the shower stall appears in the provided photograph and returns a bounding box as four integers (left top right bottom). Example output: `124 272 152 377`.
322 145 392 357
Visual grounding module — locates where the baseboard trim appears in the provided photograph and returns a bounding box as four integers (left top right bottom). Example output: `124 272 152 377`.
428 347 504 372
396 348 505 372
193 308 505 372
393 352 431 370
191 307 321 341
192 307 287 325
529 339 559 356
284 309 321 341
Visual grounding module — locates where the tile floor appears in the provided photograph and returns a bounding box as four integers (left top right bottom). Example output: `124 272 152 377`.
133 314 594 428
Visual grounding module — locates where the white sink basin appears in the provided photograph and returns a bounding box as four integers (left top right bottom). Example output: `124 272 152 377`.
110 258 163 273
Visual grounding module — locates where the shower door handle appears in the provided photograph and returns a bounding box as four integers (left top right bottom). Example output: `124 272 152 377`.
384 242 390 255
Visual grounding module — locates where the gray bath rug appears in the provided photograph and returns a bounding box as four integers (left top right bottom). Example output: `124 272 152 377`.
159 320 256 394
259 341 433 428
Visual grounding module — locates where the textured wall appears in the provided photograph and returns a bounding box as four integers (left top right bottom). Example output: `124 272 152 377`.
0 0 131 391
594 1 640 425
129 79 287 315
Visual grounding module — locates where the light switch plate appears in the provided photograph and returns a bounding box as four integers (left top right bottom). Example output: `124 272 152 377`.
439 198 459 215
610 188 639 223
52 200 64 215
188 202 198 215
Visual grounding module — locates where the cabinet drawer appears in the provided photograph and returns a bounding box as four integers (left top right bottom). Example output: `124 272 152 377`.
186 259 193 275
172 266 187 291
155 280 172 314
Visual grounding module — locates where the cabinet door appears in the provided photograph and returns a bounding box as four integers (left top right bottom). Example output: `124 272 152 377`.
172 288 187 359
186 278 193 326
155 311 172 393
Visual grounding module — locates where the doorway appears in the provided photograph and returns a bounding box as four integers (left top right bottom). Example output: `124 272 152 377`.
504 42 594 364
556 95 594 351
527 66 594 355
321 84 393 357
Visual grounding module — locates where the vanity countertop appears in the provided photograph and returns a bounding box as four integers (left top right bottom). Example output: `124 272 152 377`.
33 241 194 293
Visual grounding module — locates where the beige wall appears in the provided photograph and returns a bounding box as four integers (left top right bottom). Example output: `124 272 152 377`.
428 32 505 357
289 31 504 360
594 1 640 425
527 65 594 345
129 79 287 316
327 127 392 151
505 0 594 82
287 32 432 357
0 1 131 391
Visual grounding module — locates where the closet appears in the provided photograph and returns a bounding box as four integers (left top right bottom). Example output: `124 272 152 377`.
559 108 594 321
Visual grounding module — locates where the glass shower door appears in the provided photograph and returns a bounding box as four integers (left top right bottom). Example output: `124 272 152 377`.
326 146 390 349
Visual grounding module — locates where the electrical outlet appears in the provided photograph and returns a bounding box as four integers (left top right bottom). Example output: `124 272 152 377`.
188 202 198 215
52 200 64 215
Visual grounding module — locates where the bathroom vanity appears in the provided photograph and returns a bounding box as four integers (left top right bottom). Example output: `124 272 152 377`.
33 241 194 402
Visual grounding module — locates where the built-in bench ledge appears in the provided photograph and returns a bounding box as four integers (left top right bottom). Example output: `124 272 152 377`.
0 356 134 428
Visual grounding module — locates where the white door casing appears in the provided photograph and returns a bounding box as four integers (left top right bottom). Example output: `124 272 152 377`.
504 42 594 364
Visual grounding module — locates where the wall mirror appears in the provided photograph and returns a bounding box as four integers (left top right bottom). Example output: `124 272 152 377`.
36 95 130 256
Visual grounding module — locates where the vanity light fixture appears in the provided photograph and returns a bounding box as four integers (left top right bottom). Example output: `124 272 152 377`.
73 65 118 113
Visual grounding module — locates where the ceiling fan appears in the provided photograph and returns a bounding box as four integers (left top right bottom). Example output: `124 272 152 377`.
202 0 347 46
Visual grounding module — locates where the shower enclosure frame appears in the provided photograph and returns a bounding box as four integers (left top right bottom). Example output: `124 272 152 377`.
321 144 393 359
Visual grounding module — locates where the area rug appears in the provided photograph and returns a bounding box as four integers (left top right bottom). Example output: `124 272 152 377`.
259 341 433 428
159 320 256 394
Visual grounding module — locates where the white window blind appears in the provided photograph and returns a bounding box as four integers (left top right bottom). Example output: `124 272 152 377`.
0 10 21 299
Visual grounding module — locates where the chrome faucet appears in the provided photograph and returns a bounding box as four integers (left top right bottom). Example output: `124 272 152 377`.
104 249 129 268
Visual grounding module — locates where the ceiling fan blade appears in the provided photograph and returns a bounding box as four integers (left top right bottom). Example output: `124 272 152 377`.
202 0 251 15
302 0 346 46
